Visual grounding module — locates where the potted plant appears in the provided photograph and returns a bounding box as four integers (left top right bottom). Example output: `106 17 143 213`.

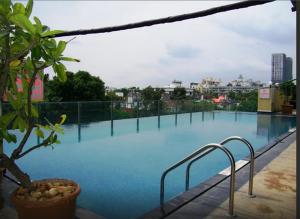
280 81 295 115
0 0 80 218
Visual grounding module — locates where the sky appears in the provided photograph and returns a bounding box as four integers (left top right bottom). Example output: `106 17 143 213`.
31 1 296 88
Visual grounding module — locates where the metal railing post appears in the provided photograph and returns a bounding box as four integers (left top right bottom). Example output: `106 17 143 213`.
136 100 139 133
175 100 178 126
202 111 204 121
235 110 237 122
186 136 255 197
158 100 160 129
110 101 114 136
221 137 255 197
78 102 81 142
190 100 193 124
160 143 236 217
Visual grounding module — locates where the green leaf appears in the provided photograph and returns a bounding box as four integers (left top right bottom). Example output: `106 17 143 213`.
7 93 21 110
34 16 42 33
41 30 64 37
0 0 11 15
13 3 25 15
60 57 80 62
10 14 35 34
31 104 39 118
56 41 66 57
0 112 16 127
13 116 27 132
35 128 44 138
0 31 9 38
31 46 41 60
59 114 67 125
1 130 17 143
42 38 56 49
25 0 33 17
53 63 67 82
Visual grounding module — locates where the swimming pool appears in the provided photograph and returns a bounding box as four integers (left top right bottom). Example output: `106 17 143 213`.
4 111 296 219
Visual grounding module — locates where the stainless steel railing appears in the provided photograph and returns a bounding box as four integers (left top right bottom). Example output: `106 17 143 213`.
160 143 236 216
186 136 255 197
160 136 255 217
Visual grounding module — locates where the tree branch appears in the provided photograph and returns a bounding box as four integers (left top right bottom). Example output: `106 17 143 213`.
16 131 55 159
48 0 275 38
8 41 35 62
11 125 34 160
0 27 11 99
10 61 40 160
0 153 32 189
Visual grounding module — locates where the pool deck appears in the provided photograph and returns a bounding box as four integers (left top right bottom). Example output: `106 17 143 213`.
142 130 296 219
203 140 296 219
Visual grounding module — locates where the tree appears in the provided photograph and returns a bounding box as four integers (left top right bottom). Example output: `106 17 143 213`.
235 90 258 112
106 91 122 101
171 87 186 100
140 86 164 114
120 88 129 98
280 81 296 104
0 0 78 189
45 70 105 101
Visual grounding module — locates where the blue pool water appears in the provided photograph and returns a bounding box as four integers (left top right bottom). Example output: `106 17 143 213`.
5 111 296 219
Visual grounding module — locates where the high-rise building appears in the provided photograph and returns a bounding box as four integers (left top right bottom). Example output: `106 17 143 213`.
285 57 293 81
271 53 293 84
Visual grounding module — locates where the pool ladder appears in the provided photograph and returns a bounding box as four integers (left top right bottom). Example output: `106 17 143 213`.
160 136 256 217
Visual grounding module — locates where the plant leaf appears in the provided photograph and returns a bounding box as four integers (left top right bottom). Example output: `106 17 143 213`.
59 114 67 124
53 63 67 82
56 41 66 57
35 128 44 138
10 14 35 34
0 0 12 16
31 104 39 118
25 0 33 17
13 3 25 15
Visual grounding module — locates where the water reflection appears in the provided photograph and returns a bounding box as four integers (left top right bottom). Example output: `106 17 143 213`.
38 111 296 144
256 113 296 141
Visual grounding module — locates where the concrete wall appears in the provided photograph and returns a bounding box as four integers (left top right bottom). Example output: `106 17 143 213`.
257 87 284 112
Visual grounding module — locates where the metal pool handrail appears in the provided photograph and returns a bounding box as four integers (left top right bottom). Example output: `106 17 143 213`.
185 136 255 197
160 143 236 216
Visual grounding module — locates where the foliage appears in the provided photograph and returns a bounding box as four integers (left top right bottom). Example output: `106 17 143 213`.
141 86 163 101
119 88 129 98
139 86 164 116
106 91 122 101
45 70 105 101
231 90 258 112
280 81 296 104
0 0 78 189
171 87 186 100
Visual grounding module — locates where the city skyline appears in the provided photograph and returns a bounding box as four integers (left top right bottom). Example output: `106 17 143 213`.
33 1 296 87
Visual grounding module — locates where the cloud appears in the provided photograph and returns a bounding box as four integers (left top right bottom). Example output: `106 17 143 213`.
166 44 201 59
32 1 296 88
214 1 296 45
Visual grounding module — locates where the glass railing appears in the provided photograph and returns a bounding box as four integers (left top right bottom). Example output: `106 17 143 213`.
2 99 220 125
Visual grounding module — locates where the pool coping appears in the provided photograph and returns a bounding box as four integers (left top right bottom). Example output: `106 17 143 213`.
139 129 296 219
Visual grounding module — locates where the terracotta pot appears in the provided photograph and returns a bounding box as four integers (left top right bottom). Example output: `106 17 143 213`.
281 104 293 115
11 179 80 219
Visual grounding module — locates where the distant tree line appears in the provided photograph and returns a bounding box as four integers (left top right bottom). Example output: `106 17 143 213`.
44 70 105 102
228 90 258 112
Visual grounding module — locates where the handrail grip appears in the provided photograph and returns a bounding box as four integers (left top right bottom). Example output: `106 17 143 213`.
160 143 236 216
185 136 255 196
